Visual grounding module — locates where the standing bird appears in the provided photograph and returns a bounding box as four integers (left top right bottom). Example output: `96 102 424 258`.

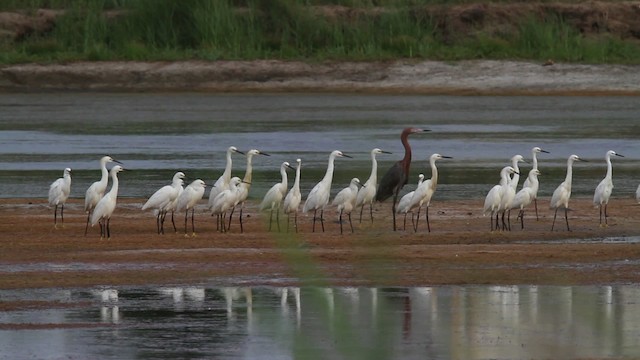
90 165 125 239
483 166 518 231
142 172 185 234
212 177 243 233
376 127 429 231
522 147 550 220
550 154 586 231
303 150 352 232
593 150 624 227
332 178 362 234
229 149 270 233
407 153 452 232
283 159 302 233
176 179 207 237
208 146 244 217
396 174 425 231
261 162 295 231
48 167 72 228
355 148 392 224
511 169 541 229
84 156 121 235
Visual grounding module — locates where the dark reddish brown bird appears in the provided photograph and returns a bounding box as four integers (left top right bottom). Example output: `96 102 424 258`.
376 127 429 230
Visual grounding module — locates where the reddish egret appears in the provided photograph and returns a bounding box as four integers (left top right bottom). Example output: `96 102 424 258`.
593 150 624 226
521 147 550 220
483 166 517 231
48 167 72 228
332 177 362 234
84 156 121 235
512 169 541 229
407 153 452 232
91 165 125 239
376 127 429 231
229 149 270 233
397 174 424 231
550 154 586 231
355 148 392 224
142 172 185 234
260 162 295 231
303 150 351 232
176 179 207 237
283 158 302 233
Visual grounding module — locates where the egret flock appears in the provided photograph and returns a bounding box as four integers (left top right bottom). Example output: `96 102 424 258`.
47 128 628 238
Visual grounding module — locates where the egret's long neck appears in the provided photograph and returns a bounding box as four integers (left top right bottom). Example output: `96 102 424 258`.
511 159 521 185
280 165 288 189
532 151 539 170
100 160 109 186
501 169 511 186
223 150 233 181
369 152 378 184
243 154 254 183
430 158 439 189
293 164 301 191
110 172 119 198
605 155 613 180
322 154 336 185
565 159 574 189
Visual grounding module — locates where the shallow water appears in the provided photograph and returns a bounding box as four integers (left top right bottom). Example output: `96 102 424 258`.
1 285 639 359
1 93 639 200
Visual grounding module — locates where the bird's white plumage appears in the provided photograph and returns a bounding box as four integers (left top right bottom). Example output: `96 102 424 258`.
208 146 243 210
303 150 348 213
397 174 424 215
484 166 517 216
332 178 361 215
283 159 302 215
48 168 72 206
355 148 390 210
550 155 582 210
91 165 124 226
142 172 185 214
261 162 292 212
593 150 622 207
509 154 525 191
84 156 118 212
177 179 206 212
211 177 242 217
511 169 540 211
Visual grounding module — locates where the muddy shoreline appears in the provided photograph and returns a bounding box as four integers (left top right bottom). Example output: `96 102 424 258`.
2 60 640 95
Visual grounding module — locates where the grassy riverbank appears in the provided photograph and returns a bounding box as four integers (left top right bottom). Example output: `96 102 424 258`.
1 0 640 64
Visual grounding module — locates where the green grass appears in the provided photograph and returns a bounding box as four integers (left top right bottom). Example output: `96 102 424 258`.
1 0 639 64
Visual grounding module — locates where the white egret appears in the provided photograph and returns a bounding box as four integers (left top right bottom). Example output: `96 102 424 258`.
355 148 392 224
176 179 206 237
142 172 185 234
593 150 624 226
407 153 452 232
509 154 526 191
260 162 294 232
208 146 244 221
483 166 517 231
550 154 586 231
636 184 640 203
303 150 351 232
90 165 125 239
522 146 550 220
511 169 541 230
84 156 121 235
48 167 72 228
283 158 302 233
211 177 243 233
332 177 362 234
396 174 424 231
229 149 270 233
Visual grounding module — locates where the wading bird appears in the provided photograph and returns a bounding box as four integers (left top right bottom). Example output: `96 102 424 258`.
208 146 244 226
355 148 391 224
332 178 362 234
521 146 550 220
550 154 586 231
48 167 72 228
483 166 518 231
283 158 302 233
303 150 351 232
260 162 294 232
176 179 206 237
212 177 243 233
91 165 125 239
407 153 452 232
593 150 624 226
229 149 269 233
396 174 425 231
141 172 185 234
84 156 121 235
511 169 541 230
376 127 429 231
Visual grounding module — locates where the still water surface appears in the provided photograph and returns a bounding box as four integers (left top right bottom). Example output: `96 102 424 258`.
1 93 639 200
1 285 640 359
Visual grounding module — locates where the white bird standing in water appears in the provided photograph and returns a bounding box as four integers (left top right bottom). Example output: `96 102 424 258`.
48 167 72 228
261 162 294 232
332 177 362 234
208 146 244 215
142 172 185 234
283 159 302 233
550 154 586 231
303 150 351 232
176 179 206 237
229 149 269 233
396 174 425 231
593 150 624 227
483 166 518 231
521 146 550 220
355 148 392 224
91 165 125 239
511 169 541 230
212 177 243 233
84 156 121 235
407 153 452 232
